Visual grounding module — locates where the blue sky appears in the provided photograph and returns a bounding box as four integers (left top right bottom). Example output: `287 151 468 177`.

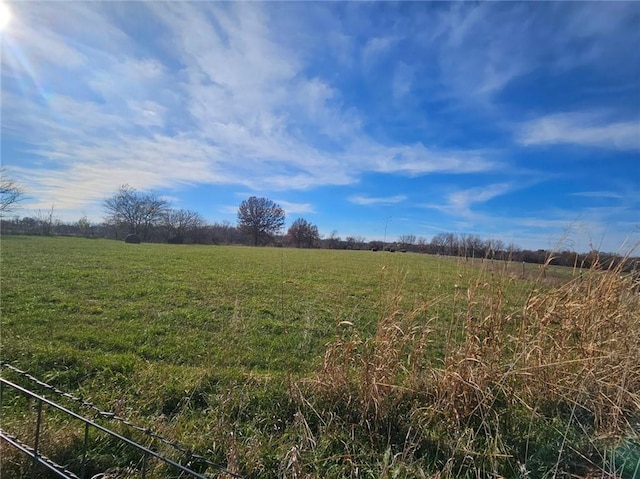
1 1 638 252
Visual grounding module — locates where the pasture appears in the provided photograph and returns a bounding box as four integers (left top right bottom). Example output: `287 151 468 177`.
1 236 638 478
1 236 496 375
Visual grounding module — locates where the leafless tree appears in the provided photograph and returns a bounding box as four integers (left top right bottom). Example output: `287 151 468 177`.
287 217 320 248
164 208 204 244
430 232 460 256
326 230 341 249
209 221 239 244
76 215 92 237
398 234 416 249
466 234 484 258
430 233 445 254
487 238 505 259
35 204 60 236
237 196 285 246
345 235 366 250
416 236 428 252
103 185 168 240
0 167 26 214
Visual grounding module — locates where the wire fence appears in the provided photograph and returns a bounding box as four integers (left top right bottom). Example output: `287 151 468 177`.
0 361 245 479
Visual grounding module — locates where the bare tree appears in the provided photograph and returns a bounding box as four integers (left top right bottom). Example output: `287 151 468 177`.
237 196 285 246
417 236 428 252
103 185 168 240
431 232 459 256
287 217 320 248
76 215 92 237
507 242 520 262
345 235 366 250
398 234 416 245
345 236 357 249
326 230 341 249
444 232 459 256
35 204 60 236
487 238 505 259
430 233 447 254
398 234 416 250
466 235 484 258
353 236 366 249
0 167 25 214
209 221 239 244
164 208 204 244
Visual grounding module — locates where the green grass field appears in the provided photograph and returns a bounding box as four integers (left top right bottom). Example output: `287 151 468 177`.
0 236 529 378
1 236 638 478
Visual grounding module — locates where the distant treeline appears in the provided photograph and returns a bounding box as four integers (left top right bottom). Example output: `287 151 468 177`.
1 215 637 273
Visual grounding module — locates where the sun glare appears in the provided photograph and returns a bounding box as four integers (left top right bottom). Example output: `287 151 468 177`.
0 2 12 31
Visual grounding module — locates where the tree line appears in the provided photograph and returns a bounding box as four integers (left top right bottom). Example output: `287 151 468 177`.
1 183 637 271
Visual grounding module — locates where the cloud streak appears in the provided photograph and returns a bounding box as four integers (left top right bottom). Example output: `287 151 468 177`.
2 1 501 216
518 112 640 151
422 183 516 220
349 195 407 206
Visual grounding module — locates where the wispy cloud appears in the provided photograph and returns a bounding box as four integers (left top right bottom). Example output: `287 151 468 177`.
518 112 640 151
3 1 501 216
392 62 415 101
349 195 407 206
276 200 315 215
364 143 496 176
362 36 397 69
422 183 514 219
570 191 624 199
434 3 532 100
448 183 513 211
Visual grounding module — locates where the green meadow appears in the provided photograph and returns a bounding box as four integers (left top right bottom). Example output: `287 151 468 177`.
2 236 478 373
1 236 638 478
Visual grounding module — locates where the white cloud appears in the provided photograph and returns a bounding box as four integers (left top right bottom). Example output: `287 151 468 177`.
362 36 396 69
432 3 535 100
365 143 496 176
2 10 86 72
447 183 513 215
349 195 407 206
424 2 640 107
570 191 624 199
276 200 316 215
422 183 514 219
392 62 414 100
218 205 239 216
518 112 640 150
4 1 504 219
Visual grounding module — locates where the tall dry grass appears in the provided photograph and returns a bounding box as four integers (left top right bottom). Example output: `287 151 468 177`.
303 257 640 477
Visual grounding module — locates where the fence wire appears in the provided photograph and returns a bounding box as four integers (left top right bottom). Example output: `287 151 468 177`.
1 428 81 479
0 360 245 479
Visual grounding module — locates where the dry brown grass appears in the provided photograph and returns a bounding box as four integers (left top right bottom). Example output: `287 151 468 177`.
303 255 640 477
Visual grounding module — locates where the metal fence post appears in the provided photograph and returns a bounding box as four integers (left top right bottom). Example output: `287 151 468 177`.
141 451 148 479
33 399 43 467
81 422 90 479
